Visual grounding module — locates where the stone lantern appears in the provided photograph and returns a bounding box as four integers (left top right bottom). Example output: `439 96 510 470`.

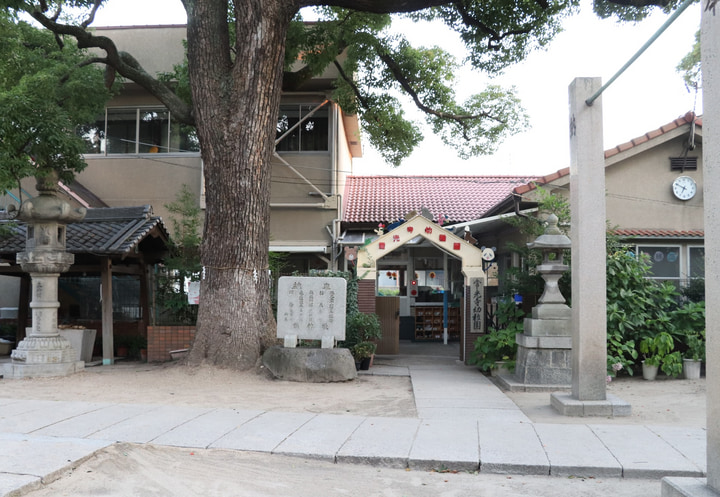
4 172 86 378
499 213 573 390
527 213 572 314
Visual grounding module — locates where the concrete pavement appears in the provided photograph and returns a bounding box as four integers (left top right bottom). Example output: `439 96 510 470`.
0 348 708 497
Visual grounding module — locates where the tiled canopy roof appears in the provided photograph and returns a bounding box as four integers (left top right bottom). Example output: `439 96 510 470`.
343 175 539 224
614 228 704 239
0 205 168 258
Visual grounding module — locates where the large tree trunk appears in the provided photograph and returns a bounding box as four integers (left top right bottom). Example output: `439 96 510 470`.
184 0 297 369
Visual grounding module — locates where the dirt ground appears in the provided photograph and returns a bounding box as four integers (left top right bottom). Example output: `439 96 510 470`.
0 360 706 426
0 361 705 497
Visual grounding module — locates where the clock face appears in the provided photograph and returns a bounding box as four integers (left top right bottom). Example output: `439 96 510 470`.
672 176 697 200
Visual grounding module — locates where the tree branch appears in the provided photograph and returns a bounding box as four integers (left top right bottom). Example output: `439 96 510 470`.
376 49 501 124
27 8 194 126
298 0 451 13
454 1 534 51
333 60 372 109
81 0 104 29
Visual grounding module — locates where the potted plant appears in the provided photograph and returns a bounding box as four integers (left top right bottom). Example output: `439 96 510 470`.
352 341 377 370
639 332 683 380
344 312 382 366
682 331 705 380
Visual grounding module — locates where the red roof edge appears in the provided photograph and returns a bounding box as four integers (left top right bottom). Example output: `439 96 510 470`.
605 111 701 160
513 167 570 195
513 112 702 197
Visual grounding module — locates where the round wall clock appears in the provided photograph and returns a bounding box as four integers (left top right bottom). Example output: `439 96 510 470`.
672 176 697 200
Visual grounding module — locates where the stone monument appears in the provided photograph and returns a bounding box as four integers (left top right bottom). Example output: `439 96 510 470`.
1 172 86 379
498 214 573 391
262 276 356 382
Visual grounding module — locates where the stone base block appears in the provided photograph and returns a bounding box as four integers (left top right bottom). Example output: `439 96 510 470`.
1 360 84 379
662 478 720 497
550 392 631 417
11 335 76 363
513 344 572 386
262 346 357 382
524 317 572 336
495 374 570 392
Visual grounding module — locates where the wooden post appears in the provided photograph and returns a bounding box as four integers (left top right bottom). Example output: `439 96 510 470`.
101 257 114 365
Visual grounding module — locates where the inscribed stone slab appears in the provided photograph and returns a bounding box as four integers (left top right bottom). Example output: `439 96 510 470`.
277 277 347 340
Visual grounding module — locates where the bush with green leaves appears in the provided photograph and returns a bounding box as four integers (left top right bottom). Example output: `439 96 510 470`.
469 298 523 372
606 250 706 377
155 185 202 325
344 312 382 350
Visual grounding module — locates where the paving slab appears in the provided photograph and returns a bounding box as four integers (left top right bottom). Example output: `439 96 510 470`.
273 413 365 461
1 400 105 434
87 404 213 443
0 399 72 422
533 423 623 477
210 411 315 452
408 418 479 471
588 425 704 478
417 407 532 422
0 473 40 497
661 477 717 497
650 426 707 474
336 417 421 469
478 421 549 475
33 403 159 438
152 408 263 448
0 432 111 479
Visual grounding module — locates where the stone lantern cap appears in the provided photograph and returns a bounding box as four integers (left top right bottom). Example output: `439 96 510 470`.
527 214 571 250
9 172 86 224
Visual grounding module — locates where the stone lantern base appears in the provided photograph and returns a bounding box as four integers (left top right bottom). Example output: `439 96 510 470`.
2 333 84 378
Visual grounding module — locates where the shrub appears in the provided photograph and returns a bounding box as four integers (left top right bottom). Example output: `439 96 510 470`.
469 299 523 372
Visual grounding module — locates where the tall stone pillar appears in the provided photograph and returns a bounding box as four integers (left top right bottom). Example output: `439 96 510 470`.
551 78 629 416
703 4 720 490
662 4 720 496
1 173 86 378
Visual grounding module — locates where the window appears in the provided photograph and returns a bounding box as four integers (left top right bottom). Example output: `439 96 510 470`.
637 245 681 281
78 107 200 155
688 246 705 279
276 104 329 152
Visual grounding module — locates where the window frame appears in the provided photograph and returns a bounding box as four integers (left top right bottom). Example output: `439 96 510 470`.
81 106 200 156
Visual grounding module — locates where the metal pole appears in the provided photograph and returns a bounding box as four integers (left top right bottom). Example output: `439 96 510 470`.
585 0 695 106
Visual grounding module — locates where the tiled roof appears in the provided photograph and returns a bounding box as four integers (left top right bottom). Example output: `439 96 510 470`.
605 111 701 160
614 228 704 239
342 175 539 224
513 112 702 197
0 205 168 258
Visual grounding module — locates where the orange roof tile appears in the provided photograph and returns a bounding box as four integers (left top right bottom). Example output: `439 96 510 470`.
343 175 538 224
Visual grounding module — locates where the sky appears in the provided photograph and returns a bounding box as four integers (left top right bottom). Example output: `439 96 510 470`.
89 0 702 178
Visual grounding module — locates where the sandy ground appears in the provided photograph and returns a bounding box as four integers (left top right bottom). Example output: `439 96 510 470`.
0 360 706 426
0 360 706 497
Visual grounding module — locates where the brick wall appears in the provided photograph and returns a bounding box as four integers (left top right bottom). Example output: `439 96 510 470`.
147 326 196 362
